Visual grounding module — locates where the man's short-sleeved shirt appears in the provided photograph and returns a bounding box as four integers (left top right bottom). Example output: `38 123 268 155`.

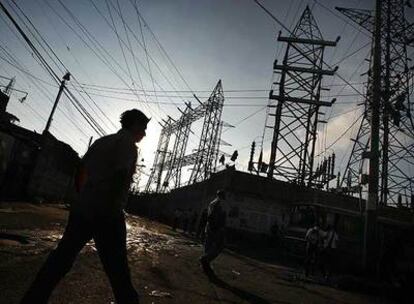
72 129 137 218
305 227 322 246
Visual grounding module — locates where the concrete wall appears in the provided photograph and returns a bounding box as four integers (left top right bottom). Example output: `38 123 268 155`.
0 125 80 202
128 168 310 235
0 131 15 186
27 135 79 203
128 167 414 273
0 131 36 199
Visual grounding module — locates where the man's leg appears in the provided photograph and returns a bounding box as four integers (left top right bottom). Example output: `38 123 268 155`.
205 234 225 263
20 213 92 304
94 214 139 304
200 233 225 277
200 238 214 277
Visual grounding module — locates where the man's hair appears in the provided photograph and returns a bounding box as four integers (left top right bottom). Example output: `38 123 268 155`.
120 109 150 129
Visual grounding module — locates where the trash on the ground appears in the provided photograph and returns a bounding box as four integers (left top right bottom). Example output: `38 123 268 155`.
149 290 173 298
232 270 241 276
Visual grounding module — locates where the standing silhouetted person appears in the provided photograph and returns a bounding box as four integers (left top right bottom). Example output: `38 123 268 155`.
320 225 339 280
196 208 208 241
200 190 227 277
172 208 182 231
183 208 190 232
304 223 323 277
189 210 198 234
20 109 150 304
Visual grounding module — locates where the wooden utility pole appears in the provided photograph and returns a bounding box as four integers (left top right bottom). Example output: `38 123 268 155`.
364 0 381 274
44 72 70 134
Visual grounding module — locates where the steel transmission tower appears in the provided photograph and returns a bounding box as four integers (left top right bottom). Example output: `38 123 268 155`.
189 80 225 183
265 6 338 187
337 1 414 206
145 80 225 192
161 105 192 190
145 117 173 193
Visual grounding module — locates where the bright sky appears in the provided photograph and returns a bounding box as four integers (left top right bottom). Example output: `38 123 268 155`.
0 0 413 189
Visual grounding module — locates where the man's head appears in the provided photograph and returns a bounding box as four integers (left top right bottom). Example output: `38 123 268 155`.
216 189 226 200
120 109 150 143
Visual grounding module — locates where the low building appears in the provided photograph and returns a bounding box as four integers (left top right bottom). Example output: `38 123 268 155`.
0 90 79 202
127 167 414 273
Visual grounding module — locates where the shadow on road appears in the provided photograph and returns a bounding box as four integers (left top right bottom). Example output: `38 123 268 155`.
208 274 286 304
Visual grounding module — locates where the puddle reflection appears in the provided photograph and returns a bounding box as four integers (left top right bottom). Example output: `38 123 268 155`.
2 214 200 257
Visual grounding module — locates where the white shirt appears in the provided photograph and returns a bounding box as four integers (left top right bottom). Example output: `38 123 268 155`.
72 129 137 218
323 230 339 249
305 227 322 245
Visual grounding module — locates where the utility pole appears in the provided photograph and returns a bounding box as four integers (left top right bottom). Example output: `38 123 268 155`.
44 72 70 134
364 0 381 274
87 136 93 149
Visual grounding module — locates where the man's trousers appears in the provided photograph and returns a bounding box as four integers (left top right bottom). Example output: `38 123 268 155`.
20 212 139 304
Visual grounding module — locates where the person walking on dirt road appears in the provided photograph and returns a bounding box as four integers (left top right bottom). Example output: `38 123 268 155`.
199 189 227 277
20 109 150 304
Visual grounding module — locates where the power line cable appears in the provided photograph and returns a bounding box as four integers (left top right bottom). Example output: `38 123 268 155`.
54 0 163 122
315 112 364 158
105 0 135 93
0 57 92 143
10 0 115 133
0 1 107 137
223 106 267 134
115 0 148 104
93 0 187 106
128 0 195 94
130 0 159 108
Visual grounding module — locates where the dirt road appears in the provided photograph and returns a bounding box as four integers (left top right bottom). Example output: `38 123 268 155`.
0 202 393 304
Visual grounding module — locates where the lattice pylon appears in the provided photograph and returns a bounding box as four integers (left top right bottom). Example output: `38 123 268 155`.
189 80 225 184
145 118 172 193
337 1 414 206
265 6 337 186
161 106 192 192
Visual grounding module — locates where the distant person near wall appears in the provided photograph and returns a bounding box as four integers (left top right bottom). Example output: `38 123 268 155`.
189 209 198 235
304 223 323 277
172 208 182 231
320 225 339 280
20 109 150 304
199 189 227 279
196 208 208 241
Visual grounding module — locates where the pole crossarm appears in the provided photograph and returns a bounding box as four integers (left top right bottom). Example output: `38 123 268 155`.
277 35 338 46
269 93 334 107
273 63 337 75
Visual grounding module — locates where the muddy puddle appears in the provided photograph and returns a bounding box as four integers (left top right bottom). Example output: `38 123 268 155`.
0 214 200 257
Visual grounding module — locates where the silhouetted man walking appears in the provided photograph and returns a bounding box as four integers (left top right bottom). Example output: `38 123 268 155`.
200 190 227 277
21 109 150 304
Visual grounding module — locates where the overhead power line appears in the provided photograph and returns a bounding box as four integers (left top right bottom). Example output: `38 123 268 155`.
0 0 107 137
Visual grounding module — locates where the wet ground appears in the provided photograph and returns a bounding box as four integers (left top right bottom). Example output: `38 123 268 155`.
0 202 396 304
